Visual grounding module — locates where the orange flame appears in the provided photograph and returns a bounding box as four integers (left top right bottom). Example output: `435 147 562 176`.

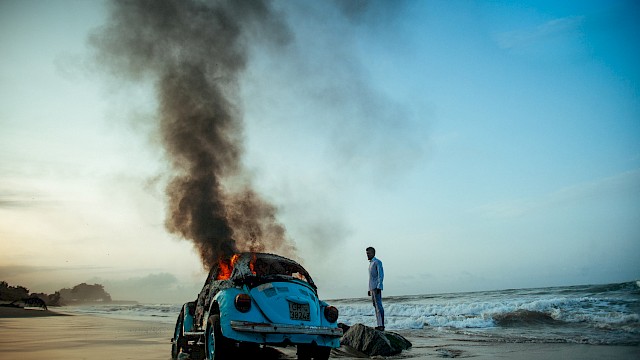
216 253 257 280
216 254 239 280
249 253 256 275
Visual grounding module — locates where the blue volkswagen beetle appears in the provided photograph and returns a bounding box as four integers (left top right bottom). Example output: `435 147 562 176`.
171 252 342 359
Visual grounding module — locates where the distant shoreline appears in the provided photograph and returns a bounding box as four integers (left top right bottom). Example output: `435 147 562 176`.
0 306 70 318
0 299 138 308
62 300 139 305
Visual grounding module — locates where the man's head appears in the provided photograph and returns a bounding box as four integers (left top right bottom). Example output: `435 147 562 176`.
366 247 376 261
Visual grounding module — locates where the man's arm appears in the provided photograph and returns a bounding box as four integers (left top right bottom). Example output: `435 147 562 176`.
376 260 384 290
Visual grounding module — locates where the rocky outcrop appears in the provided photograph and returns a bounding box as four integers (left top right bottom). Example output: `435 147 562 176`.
340 323 412 357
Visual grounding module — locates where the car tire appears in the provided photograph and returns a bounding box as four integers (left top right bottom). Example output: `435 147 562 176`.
314 346 331 360
297 344 332 360
171 310 186 359
205 314 228 360
296 344 312 360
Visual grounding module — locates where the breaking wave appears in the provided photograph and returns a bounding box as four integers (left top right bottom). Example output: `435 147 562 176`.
64 303 181 324
332 281 640 345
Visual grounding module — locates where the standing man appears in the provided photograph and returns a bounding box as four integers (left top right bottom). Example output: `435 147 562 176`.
366 246 384 331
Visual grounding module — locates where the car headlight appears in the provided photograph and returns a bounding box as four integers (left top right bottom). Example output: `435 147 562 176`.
234 293 252 313
324 306 338 323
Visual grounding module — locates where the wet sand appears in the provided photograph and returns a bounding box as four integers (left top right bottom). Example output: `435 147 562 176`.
1 307 638 359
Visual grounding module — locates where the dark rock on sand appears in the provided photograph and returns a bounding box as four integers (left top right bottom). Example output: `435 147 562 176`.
436 348 463 358
340 323 412 357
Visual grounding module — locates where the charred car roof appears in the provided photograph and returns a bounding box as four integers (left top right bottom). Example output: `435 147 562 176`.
207 253 317 291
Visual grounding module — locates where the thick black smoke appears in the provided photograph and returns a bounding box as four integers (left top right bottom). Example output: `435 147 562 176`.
90 0 295 268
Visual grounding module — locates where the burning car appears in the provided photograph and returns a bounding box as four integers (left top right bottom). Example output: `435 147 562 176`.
171 252 342 359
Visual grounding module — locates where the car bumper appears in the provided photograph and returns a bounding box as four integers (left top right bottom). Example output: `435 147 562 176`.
230 320 343 337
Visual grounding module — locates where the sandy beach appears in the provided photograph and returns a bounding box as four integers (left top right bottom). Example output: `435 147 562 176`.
0 306 170 360
1 307 638 360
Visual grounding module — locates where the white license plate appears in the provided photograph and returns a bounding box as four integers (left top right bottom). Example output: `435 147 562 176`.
288 301 310 321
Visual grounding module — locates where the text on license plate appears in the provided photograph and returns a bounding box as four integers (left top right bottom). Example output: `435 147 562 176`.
288 301 310 321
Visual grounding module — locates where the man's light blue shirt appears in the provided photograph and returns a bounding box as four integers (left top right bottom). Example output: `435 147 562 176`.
368 256 384 291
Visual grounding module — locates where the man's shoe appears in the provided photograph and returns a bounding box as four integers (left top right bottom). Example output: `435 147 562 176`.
375 326 385 331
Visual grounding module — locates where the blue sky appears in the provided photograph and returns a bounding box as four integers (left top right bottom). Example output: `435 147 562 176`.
1 0 638 303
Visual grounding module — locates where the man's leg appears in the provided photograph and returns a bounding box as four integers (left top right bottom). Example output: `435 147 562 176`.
373 289 384 329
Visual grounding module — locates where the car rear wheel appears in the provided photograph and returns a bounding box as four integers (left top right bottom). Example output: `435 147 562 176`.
205 314 228 360
314 346 331 360
297 344 331 360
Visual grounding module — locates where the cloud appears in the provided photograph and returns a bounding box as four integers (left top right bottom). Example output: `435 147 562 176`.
0 265 108 277
244 1 426 181
0 191 50 209
494 16 585 50
87 273 201 304
476 169 640 219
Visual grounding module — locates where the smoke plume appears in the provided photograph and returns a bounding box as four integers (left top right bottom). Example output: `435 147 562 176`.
90 0 295 268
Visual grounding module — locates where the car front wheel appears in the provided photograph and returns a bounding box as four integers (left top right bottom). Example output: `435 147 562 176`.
205 314 228 360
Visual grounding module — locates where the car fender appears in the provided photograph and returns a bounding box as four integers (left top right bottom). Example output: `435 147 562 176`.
209 286 269 340
181 302 195 333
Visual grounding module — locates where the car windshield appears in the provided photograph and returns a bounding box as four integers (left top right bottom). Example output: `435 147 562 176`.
253 256 314 286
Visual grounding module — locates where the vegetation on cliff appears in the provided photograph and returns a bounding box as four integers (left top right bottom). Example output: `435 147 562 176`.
1 281 112 307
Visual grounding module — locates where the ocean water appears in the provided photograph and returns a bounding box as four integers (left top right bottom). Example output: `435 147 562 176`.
63 303 182 324
333 281 640 345
63 281 640 346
